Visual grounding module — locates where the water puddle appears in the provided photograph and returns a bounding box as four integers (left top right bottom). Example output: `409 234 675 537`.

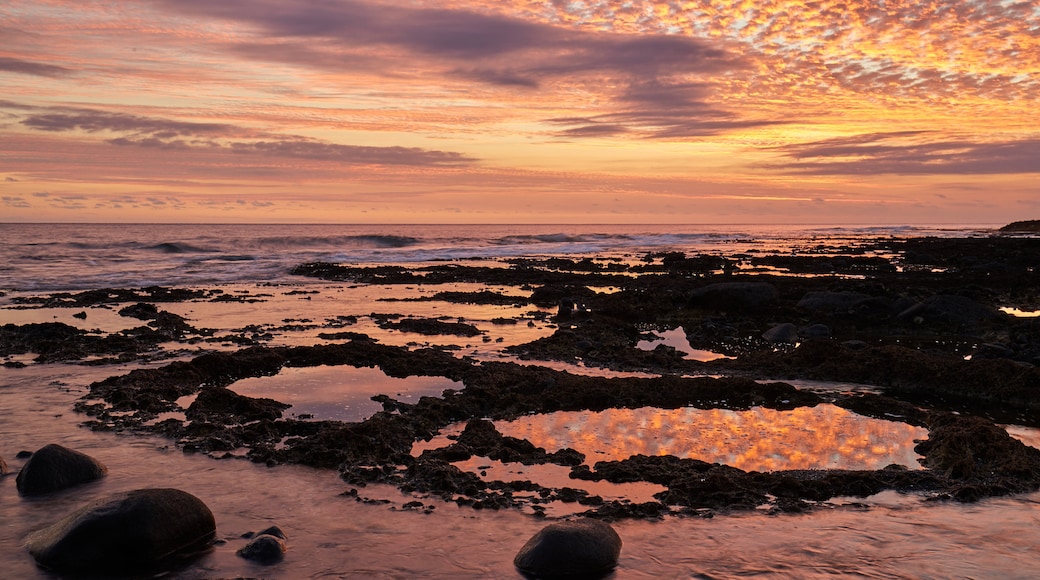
1001 306 1040 318
494 404 927 472
636 327 731 362
227 365 462 422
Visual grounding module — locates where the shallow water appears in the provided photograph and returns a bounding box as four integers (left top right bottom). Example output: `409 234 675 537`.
6 355 1040 577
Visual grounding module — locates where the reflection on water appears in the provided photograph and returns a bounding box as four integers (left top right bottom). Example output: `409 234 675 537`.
7 365 1040 578
1001 306 1040 318
635 327 731 362
228 365 462 422
496 405 928 472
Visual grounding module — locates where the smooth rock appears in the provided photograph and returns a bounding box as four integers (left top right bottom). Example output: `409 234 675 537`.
762 323 799 344
802 323 831 338
687 282 778 312
26 488 216 574
16 444 107 496
514 519 622 579
796 291 871 313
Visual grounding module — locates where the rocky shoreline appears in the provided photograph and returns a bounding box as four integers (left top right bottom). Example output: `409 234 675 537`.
5 235 1040 523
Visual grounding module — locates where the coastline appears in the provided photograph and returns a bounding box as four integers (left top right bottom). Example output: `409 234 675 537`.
3 227 1040 576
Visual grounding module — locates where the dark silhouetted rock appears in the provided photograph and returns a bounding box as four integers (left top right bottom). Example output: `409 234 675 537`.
802 323 831 338
514 519 622 579
797 291 871 313
237 526 287 564
999 220 1040 233
16 444 107 496
688 282 778 312
26 488 216 574
898 295 1004 327
763 323 798 344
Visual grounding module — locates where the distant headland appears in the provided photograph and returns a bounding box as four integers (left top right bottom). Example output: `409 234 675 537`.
1000 220 1040 232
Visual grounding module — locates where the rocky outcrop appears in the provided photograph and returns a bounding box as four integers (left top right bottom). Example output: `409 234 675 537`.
687 282 778 312
26 488 216 574
514 519 622 579
16 444 107 496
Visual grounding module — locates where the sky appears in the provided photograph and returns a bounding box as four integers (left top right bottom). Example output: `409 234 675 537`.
1 0 1038 224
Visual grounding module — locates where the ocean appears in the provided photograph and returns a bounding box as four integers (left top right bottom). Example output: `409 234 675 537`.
0 222 997 292
3 222 1040 579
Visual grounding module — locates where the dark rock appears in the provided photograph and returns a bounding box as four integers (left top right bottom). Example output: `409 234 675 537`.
514 519 622 579
797 291 871 314
26 488 216 574
16 444 107 496
119 302 160 320
762 323 798 344
897 295 1003 327
185 386 290 424
842 340 869 350
72 311 87 320
999 220 1040 233
687 282 778 312
237 527 287 564
802 323 831 338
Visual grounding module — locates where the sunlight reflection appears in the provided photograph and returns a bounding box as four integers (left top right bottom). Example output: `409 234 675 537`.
497 404 928 472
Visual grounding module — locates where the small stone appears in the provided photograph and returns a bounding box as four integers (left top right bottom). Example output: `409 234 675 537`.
514 519 622 579
762 323 799 344
237 533 287 564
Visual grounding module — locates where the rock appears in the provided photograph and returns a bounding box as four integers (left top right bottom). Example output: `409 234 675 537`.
898 295 1003 327
72 311 87 320
688 282 778 312
762 323 799 344
514 519 622 579
796 291 871 313
842 340 869 350
16 444 108 496
999 220 1040 233
26 488 216 574
802 323 831 338
237 526 288 564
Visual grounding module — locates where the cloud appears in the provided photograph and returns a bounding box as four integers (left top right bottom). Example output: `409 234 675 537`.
153 0 757 138
2 196 30 208
0 57 71 78
9 102 476 167
773 132 1040 175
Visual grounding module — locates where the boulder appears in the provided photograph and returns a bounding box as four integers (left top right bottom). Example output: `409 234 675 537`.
514 519 622 579
26 488 216 574
796 291 871 314
237 526 288 564
763 323 799 344
687 282 778 312
16 444 107 496
802 323 831 338
898 295 1003 327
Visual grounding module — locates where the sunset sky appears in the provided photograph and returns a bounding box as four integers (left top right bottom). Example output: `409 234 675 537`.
2 0 1037 224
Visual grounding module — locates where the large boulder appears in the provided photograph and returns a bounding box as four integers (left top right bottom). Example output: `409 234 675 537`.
514 519 622 579
687 282 778 312
898 295 1004 327
16 444 107 496
26 488 216 574
796 291 871 314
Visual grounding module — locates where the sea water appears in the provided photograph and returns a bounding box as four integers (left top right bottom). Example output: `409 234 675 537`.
4 222 1040 578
